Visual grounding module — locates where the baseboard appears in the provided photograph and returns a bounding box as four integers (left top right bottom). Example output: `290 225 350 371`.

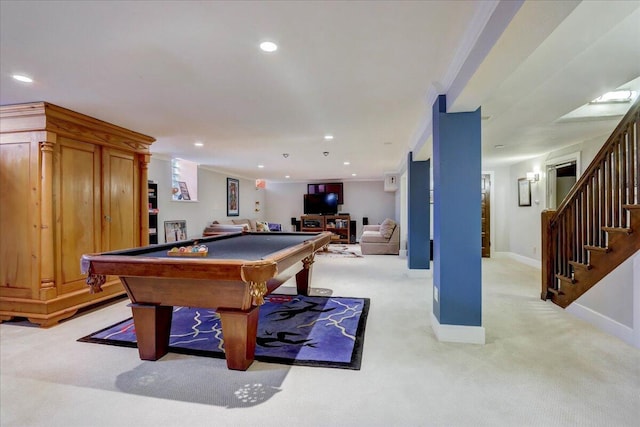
431 312 485 344
566 302 639 349
495 251 541 269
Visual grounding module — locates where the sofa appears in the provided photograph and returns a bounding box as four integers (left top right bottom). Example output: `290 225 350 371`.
360 218 400 255
203 218 281 236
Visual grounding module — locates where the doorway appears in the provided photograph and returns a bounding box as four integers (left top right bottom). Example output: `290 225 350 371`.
546 160 578 209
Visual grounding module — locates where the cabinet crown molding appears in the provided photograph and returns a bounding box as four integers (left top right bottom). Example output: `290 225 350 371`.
1 102 155 153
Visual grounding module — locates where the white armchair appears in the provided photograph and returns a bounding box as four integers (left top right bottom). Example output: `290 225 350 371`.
360 219 399 255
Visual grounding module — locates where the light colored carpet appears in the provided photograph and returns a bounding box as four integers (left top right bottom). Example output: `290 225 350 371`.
1 250 638 426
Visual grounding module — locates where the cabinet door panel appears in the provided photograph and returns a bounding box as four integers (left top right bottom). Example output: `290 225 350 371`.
103 149 138 251
0 140 37 298
57 138 101 291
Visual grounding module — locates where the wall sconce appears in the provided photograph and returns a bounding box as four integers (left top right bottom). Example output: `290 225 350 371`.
526 172 540 182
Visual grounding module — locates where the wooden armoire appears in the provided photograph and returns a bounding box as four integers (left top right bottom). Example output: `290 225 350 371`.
0 102 155 326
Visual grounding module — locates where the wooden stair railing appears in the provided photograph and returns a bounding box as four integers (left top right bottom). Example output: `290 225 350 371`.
542 98 640 308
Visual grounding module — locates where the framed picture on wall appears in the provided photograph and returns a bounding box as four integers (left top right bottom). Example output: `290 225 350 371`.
164 220 187 243
518 178 531 206
227 178 239 216
178 181 191 200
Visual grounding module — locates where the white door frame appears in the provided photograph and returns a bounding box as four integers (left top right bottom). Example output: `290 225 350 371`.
545 151 581 209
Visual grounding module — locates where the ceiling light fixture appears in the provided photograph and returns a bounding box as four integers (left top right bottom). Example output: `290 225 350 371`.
324 135 334 141
494 144 505 149
258 164 264 168
194 142 203 147
285 175 290 179
323 151 329 157
282 153 289 158
12 74 33 83
352 173 357 177
590 90 637 104
343 161 350 165
260 41 278 52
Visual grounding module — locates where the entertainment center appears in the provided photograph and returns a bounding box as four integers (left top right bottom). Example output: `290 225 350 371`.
301 214 351 244
301 182 350 243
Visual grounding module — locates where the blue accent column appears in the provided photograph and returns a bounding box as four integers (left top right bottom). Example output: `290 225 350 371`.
407 152 430 269
432 95 482 326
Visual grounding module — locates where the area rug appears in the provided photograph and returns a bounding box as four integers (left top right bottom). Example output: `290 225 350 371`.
317 245 363 258
79 295 369 370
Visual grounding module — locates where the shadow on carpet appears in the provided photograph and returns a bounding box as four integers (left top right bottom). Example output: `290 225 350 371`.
79 295 369 370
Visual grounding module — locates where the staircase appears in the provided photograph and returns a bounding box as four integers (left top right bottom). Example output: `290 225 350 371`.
541 98 640 308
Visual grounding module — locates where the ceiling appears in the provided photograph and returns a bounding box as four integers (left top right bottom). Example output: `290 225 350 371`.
1 1 639 182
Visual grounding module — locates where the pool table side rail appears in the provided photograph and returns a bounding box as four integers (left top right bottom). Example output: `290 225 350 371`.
80 232 331 293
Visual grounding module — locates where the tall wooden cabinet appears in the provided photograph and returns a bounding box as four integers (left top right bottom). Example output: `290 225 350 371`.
0 102 155 326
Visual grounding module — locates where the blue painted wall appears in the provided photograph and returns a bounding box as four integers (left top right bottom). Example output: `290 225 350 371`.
407 152 430 269
432 95 482 326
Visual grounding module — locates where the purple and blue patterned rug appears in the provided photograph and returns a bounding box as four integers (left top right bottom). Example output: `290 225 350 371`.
79 295 369 370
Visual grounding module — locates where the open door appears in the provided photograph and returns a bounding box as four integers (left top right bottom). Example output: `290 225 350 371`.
546 161 577 209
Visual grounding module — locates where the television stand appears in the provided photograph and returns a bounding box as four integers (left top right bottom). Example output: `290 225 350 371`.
300 214 350 244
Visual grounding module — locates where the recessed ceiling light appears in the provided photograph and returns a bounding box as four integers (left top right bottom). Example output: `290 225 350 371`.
285 175 290 179
383 141 392 145
194 142 203 147
324 135 334 141
494 144 505 149
12 74 33 83
260 41 278 52
351 173 357 177
343 161 350 165
258 164 265 168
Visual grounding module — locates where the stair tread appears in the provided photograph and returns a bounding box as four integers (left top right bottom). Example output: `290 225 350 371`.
547 287 564 296
584 245 610 253
602 226 632 234
622 204 640 210
555 274 576 284
568 261 591 270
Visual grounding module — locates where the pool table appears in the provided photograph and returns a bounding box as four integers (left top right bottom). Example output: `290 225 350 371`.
81 231 331 370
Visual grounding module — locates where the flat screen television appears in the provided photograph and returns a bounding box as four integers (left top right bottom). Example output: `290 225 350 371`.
304 193 339 215
307 183 343 204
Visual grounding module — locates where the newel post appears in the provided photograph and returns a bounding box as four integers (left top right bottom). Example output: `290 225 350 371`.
541 210 556 300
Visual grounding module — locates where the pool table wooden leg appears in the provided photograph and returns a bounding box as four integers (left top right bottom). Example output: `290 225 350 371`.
218 306 259 371
128 303 173 361
295 254 315 295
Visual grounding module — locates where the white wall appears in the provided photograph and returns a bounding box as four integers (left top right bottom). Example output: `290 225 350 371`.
498 136 607 263
490 166 510 252
566 250 640 348
399 172 408 254
148 157 396 241
264 180 396 239
148 157 264 241
507 153 548 262
570 252 635 328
